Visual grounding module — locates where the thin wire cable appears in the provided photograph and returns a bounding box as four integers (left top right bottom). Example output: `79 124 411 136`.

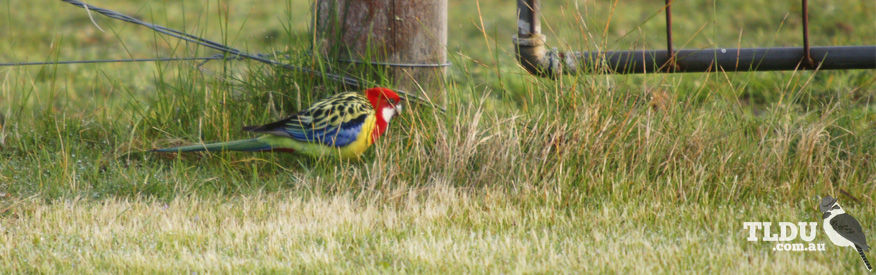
338 59 452 68
59 0 440 111
0 56 231 67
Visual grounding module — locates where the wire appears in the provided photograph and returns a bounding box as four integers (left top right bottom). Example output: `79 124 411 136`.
338 59 452 68
0 56 232 67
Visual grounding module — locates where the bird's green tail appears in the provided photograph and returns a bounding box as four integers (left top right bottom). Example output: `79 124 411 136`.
152 138 272 153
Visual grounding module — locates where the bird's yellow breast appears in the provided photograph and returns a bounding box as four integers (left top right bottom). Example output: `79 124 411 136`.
337 113 377 158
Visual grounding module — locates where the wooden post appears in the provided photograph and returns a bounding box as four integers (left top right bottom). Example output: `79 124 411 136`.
315 0 447 103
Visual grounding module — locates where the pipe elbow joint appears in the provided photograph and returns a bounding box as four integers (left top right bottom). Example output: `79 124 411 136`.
513 34 578 78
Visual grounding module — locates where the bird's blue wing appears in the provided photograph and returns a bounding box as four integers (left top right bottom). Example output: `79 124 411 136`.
284 114 367 147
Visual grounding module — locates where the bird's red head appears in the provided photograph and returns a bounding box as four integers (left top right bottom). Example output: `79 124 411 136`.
365 87 401 109
364 87 403 141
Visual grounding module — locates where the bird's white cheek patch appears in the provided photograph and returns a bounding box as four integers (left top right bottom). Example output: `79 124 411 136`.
382 107 396 123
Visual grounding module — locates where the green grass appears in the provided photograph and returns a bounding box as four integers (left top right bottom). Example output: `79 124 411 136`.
1 0 875 273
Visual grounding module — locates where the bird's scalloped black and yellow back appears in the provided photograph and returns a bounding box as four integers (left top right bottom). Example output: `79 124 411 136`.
297 92 372 129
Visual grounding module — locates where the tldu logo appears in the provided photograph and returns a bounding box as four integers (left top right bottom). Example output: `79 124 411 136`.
743 221 824 251
743 196 872 272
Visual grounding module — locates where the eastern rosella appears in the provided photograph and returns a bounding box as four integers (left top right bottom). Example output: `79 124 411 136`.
153 87 403 158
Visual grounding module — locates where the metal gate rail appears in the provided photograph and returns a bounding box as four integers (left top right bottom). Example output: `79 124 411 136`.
513 0 876 77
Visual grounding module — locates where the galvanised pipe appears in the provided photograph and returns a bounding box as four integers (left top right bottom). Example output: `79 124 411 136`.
514 0 876 77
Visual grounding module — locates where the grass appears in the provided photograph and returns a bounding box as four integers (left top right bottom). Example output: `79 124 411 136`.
1 0 875 273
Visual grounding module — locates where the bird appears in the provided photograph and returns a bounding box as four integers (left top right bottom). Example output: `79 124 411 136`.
820 195 871 272
153 87 403 159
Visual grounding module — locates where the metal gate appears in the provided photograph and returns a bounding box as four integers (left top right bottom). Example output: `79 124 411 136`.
513 0 876 77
